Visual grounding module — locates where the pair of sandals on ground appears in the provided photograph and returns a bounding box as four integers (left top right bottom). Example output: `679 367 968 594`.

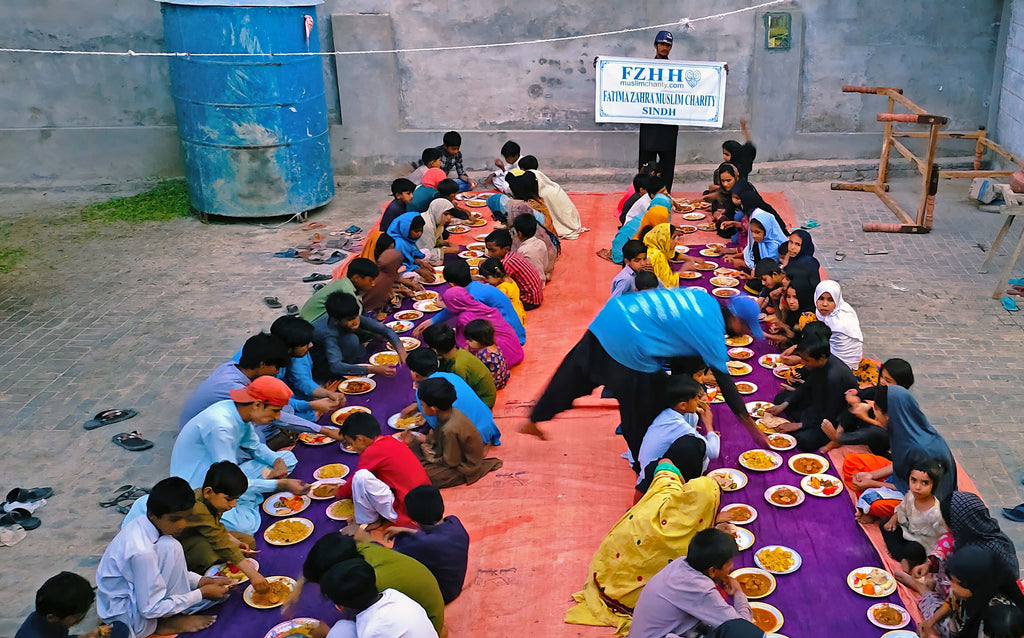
85 408 152 451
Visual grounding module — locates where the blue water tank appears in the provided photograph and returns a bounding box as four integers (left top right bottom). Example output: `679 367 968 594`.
159 0 334 218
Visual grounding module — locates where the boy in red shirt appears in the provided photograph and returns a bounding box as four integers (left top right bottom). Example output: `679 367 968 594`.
337 412 429 528
484 228 544 309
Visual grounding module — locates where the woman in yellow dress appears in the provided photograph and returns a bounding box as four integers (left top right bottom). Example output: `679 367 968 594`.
564 436 723 635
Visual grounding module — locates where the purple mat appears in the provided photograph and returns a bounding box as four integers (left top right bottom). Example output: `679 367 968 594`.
672 245 912 637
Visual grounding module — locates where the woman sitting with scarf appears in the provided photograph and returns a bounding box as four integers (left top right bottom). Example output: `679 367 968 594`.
726 191 788 294
417 199 463 266
780 228 821 288
841 385 958 522
912 492 1024 638
517 155 585 240
439 286 524 368
352 232 420 315
507 171 562 255
564 436 726 636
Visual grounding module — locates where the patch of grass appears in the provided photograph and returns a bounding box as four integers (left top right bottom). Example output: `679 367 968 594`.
0 247 26 273
80 179 193 223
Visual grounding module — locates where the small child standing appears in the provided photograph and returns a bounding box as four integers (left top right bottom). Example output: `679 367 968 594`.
379 178 416 232
438 131 474 191
409 377 503 488
464 319 509 390
16 572 128 638
479 257 526 326
385 485 470 604
880 460 947 575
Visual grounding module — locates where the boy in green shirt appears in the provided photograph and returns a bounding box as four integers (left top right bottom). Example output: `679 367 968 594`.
422 323 497 408
298 259 379 323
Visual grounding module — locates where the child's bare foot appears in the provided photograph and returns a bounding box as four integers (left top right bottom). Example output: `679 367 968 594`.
819 441 838 454
855 511 878 525
519 421 548 440
156 615 217 634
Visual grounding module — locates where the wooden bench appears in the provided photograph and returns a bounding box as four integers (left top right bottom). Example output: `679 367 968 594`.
978 184 1024 299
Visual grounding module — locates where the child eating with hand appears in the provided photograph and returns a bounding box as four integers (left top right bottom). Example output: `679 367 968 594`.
635 375 719 484
479 257 526 326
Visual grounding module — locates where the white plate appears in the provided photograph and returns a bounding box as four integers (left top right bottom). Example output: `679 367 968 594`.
750 602 784 633
764 485 805 508
467 242 486 251
706 386 724 403
726 361 752 376
728 347 754 360
447 224 470 234
679 270 702 279
385 320 414 333
735 381 758 395
867 603 910 630
766 433 797 451
708 468 748 492
700 248 725 258
721 503 757 525
738 449 783 471
754 545 802 575
413 299 444 313
759 353 781 369
325 499 356 521
458 249 485 260
412 290 439 302
715 266 742 277
745 401 775 417
264 618 321 638
262 492 311 517
881 632 918 638
800 473 844 497
711 276 740 287
387 336 422 351
730 567 776 599
297 432 334 446
733 526 755 551
712 287 741 299
683 212 706 221
422 274 447 286
308 480 345 500
243 576 297 609
388 412 426 430
673 244 690 255
368 351 401 366
330 405 371 425
848 567 898 598
339 377 376 395
313 463 351 481
392 310 424 322
262 519 314 546
788 453 830 476
205 558 259 584
773 364 793 379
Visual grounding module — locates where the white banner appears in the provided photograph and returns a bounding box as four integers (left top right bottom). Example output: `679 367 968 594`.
594 56 727 128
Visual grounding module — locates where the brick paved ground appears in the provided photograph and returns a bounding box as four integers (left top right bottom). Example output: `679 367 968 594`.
1 176 1023 635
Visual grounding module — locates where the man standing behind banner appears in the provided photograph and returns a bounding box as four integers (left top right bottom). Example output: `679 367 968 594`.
638 31 678 193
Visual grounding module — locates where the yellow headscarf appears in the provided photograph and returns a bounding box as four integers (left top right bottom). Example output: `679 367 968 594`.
635 204 670 240
642 223 674 255
565 472 721 635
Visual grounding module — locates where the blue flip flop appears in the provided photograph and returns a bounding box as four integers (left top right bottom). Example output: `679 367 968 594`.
1002 296 1020 312
1009 278 1024 287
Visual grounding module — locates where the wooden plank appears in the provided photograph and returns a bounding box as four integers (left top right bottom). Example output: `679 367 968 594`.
885 91 929 115
891 131 982 139
979 138 1024 168
939 170 1016 179
891 139 926 173
879 96 896 184
831 183 876 192
875 186 917 225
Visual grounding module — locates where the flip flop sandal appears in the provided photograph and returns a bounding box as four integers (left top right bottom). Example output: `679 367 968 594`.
312 283 326 292
115 504 133 516
5 487 54 504
273 248 299 258
264 296 282 309
323 250 348 265
84 408 138 430
0 508 41 530
835 250 847 262
286 304 300 316
1001 296 1020 312
99 485 146 507
302 222 326 230
301 273 332 283
112 431 154 452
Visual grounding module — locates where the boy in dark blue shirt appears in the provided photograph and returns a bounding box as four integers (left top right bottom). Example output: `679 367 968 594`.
16 571 127 638
379 178 416 232
384 485 470 604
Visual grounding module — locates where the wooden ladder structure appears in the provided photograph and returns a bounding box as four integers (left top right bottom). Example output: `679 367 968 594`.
831 85 1024 233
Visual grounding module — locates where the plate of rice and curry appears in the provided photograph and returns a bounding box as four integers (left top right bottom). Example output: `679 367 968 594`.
749 602 784 633
738 449 783 472
369 351 401 366
413 299 444 313
726 334 754 347
763 485 805 508
330 405 371 426
386 337 421 351
244 576 297 609
720 503 758 525
263 519 314 547
726 360 752 376
787 453 829 476
388 412 426 430
339 377 376 395
730 567 776 599
754 545 801 575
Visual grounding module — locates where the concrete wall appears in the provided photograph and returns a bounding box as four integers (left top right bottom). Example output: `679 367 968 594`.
997 0 1024 162
0 0 1008 188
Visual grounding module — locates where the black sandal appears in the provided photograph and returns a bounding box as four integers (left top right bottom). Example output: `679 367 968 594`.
5 487 54 504
84 409 138 430
0 508 41 530
111 431 154 452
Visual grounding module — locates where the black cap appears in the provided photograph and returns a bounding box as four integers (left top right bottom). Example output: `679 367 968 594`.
655 30 673 45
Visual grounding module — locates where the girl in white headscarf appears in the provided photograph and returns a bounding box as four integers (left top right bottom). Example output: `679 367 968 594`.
814 280 864 369
417 199 461 265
